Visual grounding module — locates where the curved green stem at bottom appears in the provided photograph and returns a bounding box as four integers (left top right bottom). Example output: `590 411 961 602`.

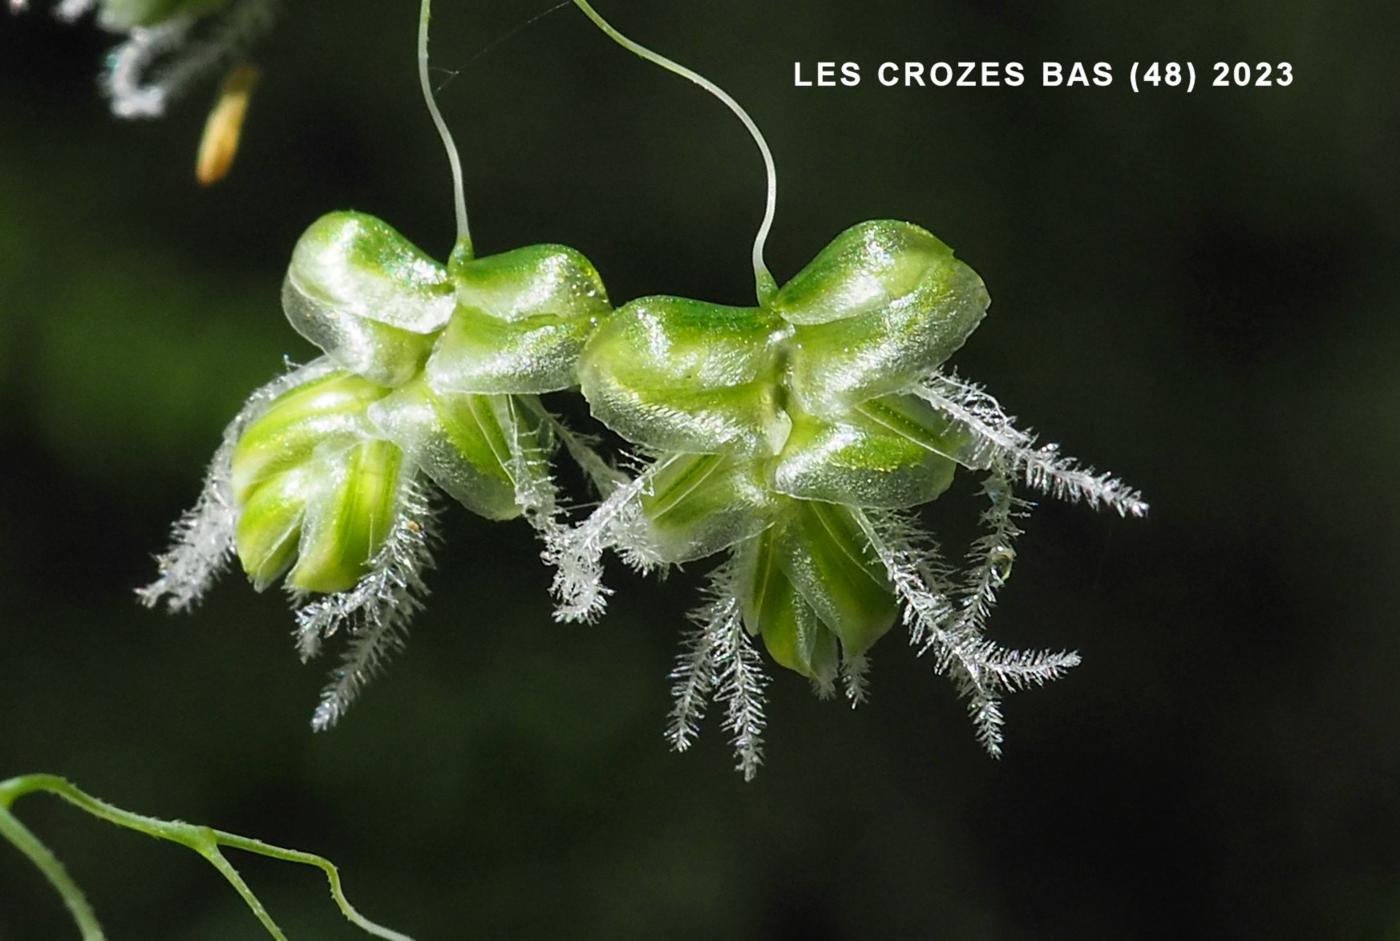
0 774 413 941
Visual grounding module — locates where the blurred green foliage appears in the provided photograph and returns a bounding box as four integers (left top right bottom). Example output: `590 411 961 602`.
2 1 1398 938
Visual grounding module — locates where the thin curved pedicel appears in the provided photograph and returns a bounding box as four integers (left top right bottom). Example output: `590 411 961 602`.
569 0 778 303
141 0 619 731
558 2 1148 780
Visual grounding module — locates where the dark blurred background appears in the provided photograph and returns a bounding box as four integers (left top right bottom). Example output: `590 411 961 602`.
2 1 1398 938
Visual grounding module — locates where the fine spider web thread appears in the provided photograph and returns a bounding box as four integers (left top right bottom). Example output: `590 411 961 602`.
569 0 779 304
459 1 571 70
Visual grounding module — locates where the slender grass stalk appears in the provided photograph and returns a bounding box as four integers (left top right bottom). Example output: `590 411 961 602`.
419 0 470 253
0 774 413 941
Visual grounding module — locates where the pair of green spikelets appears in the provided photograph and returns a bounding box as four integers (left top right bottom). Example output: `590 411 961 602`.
240 210 986 687
94 0 991 688
10 1 1146 938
